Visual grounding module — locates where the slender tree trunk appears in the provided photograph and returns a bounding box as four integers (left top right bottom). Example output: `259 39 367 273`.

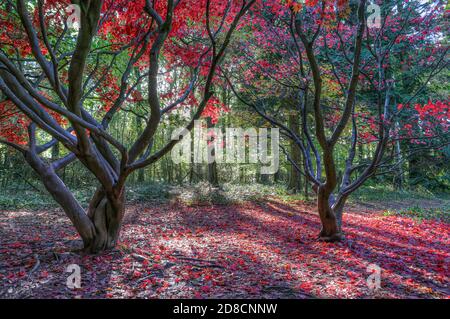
393 121 403 190
207 160 218 185
408 154 421 187
274 170 280 183
288 113 302 193
137 168 145 184
206 117 219 186
135 108 145 184
303 156 309 200
51 143 59 161
23 151 127 253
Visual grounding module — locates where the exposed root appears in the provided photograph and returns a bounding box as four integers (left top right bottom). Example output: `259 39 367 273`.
318 232 345 242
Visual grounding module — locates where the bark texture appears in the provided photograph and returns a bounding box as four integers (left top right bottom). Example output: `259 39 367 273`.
317 191 344 242
86 188 125 253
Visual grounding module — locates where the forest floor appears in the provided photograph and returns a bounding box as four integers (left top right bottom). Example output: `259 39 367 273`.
0 197 448 299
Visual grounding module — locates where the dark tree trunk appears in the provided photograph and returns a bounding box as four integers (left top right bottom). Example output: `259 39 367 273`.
393 122 404 191
408 153 423 187
51 143 59 160
273 170 280 183
208 161 219 185
137 168 145 184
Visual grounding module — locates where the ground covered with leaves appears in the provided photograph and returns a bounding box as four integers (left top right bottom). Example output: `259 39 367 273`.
0 199 448 299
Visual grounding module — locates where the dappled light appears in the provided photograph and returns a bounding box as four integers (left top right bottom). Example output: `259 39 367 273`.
1 199 448 298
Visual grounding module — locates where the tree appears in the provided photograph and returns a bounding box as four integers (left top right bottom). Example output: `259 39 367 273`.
225 0 449 241
0 0 255 253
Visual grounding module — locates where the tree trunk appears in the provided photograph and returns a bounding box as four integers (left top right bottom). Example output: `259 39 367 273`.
206 117 219 186
85 187 125 253
408 155 421 187
208 161 219 186
393 121 404 191
316 190 343 242
137 168 145 184
24 151 126 254
274 170 280 184
51 143 60 161
288 113 302 193
333 200 345 234
24 152 96 249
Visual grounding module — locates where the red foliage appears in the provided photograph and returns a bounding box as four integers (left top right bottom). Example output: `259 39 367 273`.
396 100 449 144
202 96 230 124
0 100 30 145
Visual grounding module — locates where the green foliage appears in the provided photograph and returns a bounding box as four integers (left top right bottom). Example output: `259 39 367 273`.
173 182 289 205
383 206 450 223
1 179 448 211
352 184 449 202
0 180 307 209
0 182 170 210
0 190 54 210
126 182 171 203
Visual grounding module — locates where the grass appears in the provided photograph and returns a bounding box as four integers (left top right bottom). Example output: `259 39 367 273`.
0 191 55 210
351 184 450 202
383 206 450 223
0 183 169 210
0 182 298 209
1 181 448 219
171 182 288 205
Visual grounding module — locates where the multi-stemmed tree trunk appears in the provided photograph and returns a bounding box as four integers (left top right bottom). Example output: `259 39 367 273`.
0 0 255 253
227 0 447 241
